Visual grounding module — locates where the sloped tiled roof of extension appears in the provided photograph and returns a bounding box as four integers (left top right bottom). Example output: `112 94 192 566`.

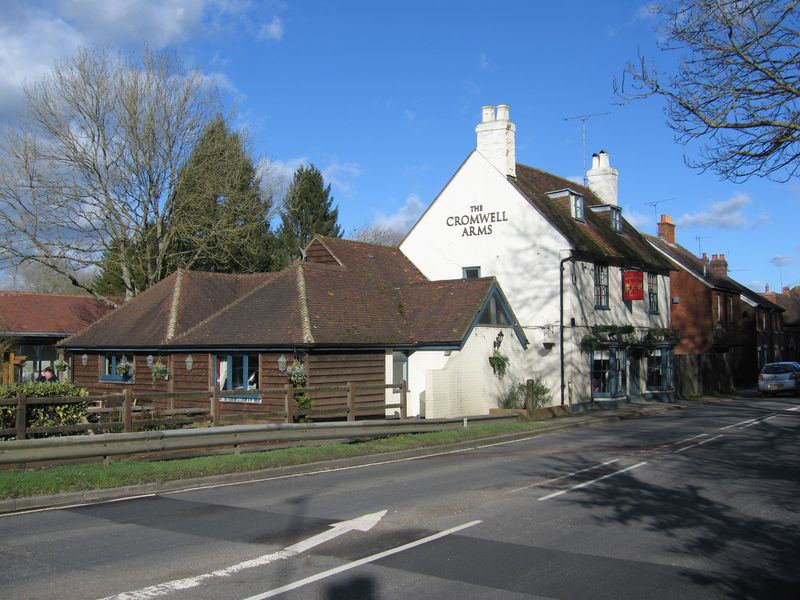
0 291 113 336
61 271 273 348
61 237 517 350
511 163 673 272
766 293 800 326
645 234 782 311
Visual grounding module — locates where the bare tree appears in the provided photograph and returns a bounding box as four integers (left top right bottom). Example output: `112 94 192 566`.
0 47 221 304
617 0 800 182
349 223 406 247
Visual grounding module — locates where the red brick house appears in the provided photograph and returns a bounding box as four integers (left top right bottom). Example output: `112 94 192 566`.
60 237 527 419
646 215 783 394
0 291 113 384
762 285 800 362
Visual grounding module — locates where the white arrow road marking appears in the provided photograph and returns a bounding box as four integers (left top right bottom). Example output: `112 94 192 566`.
97 510 387 600
240 519 482 600
538 461 648 501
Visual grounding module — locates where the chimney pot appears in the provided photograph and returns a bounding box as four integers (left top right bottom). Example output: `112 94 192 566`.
657 213 676 244
765 284 770 293
586 150 619 206
475 104 516 178
702 252 708 261
783 286 790 295
711 254 718 261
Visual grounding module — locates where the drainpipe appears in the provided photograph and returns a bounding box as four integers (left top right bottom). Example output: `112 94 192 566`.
559 253 574 406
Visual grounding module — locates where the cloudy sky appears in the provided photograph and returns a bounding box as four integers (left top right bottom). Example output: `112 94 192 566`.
1 0 797 291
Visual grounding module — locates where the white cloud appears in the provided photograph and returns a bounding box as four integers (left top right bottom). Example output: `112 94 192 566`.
748 279 768 293
622 209 652 232
674 193 766 229
373 194 426 234
632 3 659 23
258 156 308 198
771 256 795 268
479 52 490 71
258 16 284 41
323 161 362 195
403 109 415 122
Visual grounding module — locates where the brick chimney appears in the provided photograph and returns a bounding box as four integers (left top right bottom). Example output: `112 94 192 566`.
763 284 777 303
709 253 728 277
476 104 516 178
586 150 619 206
657 214 675 244
783 286 790 295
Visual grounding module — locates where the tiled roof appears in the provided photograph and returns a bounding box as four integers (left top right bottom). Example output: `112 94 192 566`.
645 234 782 311
0 291 112 336
511 163 673 271
766 293 800 326
61 238 516 350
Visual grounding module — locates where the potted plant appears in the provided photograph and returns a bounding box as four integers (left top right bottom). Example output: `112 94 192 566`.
151 360 169 383
116 356 131 377
286 360 307 387
488 349 510 378
54 357 69 373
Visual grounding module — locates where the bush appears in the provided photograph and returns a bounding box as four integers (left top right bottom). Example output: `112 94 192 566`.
497 378 552 410
0 382 88 439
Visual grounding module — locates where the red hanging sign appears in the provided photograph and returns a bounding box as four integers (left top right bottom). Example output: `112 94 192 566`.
623 271 644 300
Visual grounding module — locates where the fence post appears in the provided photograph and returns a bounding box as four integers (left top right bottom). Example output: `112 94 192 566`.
526 379 534 418
347 382 355 421
122 388 133 432
210 385 221 426
284 384 294 424
400 382 407 419
15 392 27 440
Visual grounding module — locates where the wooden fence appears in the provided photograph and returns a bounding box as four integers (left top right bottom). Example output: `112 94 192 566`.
0 382 407 440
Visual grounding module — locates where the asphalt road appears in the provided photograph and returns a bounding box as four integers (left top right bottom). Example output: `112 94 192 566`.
2 395 799 600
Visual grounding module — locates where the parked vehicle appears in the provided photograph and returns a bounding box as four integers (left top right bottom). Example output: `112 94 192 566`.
758 362 800 396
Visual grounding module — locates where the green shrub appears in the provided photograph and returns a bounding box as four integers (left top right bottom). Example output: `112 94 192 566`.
497 378 552 410
0 382 88 439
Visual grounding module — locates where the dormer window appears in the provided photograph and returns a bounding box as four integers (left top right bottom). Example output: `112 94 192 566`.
572 195 585 222
610 207 622 233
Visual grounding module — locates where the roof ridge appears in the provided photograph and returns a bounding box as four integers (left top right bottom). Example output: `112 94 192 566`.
296 264 315 344
164 269 185 342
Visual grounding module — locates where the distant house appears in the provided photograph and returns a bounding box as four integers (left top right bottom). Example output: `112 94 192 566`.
645 215 783 393
0 291 113 384
762 285 800 363
60 237 527 419
401 105 676 408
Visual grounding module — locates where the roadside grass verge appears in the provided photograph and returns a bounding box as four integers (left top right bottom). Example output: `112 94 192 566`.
0 420 549 500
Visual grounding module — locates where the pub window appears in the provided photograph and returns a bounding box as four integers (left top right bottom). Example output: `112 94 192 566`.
215 354 259 391
572 194 585 222
646 348 674 391
610 207 623 233
647 273 659 314
592 348 626 397
478 294 511 326
463 266 481 279
101 353 134 382
594 263 610 309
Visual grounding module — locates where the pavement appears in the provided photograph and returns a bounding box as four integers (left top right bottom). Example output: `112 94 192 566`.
0 392 739 514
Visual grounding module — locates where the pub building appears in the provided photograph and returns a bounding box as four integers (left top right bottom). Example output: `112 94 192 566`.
401 105 677 408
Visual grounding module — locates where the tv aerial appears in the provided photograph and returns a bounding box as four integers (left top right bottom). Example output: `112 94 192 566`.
563 112 611 184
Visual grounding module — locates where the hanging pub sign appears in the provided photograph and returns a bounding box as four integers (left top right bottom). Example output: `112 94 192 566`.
623 271 644 300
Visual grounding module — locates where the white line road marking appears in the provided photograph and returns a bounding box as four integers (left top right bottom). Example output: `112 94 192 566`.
507 459 621 494
789 406 800 412
657 433 708 450
720 418 758 430
538 462 647 501
739 414 778 429
674 434 724 453
240 520 482 600
96 511 387 600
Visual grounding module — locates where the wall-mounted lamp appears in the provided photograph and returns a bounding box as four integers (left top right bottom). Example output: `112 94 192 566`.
184 354 194 372
493 331 504 350
146 354 154 369
277 354 287 374
81 353 89 367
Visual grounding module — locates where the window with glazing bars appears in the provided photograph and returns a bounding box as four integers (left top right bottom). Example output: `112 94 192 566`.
594 263 609 309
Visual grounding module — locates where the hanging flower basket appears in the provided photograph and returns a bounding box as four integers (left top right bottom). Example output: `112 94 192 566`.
488 349 510 378
54 358 69 373
286 360 307 387
116 357 131 376
151 360 169 382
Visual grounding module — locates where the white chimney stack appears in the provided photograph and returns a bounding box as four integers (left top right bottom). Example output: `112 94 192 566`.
476 104 516 178
586 150 618 206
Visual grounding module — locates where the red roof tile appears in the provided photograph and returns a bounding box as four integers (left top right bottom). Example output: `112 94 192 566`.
0 291 113 336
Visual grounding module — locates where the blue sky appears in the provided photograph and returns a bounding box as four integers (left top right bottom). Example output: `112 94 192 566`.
1 0 797 292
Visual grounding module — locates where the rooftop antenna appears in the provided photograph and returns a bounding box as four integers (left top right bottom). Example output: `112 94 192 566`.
563 112 611 185
645 198 674 223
